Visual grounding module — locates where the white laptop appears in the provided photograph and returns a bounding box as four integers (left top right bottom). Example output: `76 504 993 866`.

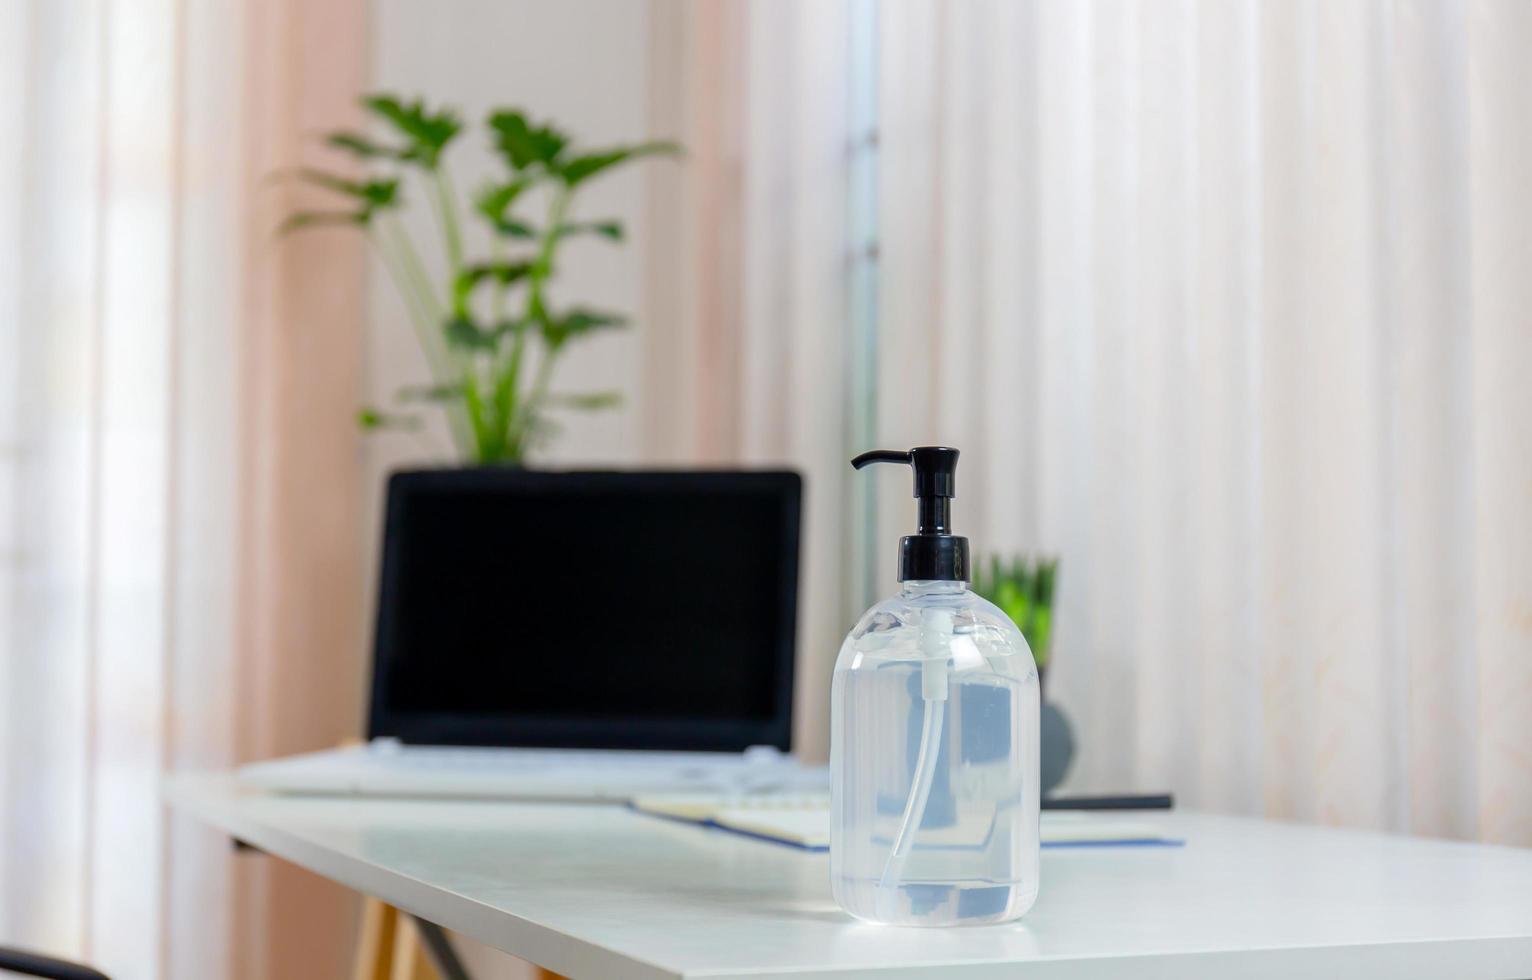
239 468 825 801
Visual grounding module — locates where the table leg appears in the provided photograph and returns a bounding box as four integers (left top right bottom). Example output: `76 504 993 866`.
352 898 399 980
351 898 478 980
388 914 435 980
410 916 471 980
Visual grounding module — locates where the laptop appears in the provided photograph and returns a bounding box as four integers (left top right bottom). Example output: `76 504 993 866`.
238 467 826 801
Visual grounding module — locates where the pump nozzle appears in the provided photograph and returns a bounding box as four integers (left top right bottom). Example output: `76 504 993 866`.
851 446 969 582
850 449 912 468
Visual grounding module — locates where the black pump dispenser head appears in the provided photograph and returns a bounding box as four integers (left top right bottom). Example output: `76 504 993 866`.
851 447 969 583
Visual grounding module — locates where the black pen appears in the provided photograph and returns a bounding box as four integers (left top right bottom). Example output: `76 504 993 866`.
1043 793 1174 811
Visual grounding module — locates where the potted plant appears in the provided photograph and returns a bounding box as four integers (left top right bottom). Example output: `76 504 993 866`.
973 554 1074 793
283 94 678 464
972 555 1056 682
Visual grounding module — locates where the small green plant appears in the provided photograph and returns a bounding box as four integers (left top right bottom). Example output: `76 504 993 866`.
972 555 1058 672
282 94 678 464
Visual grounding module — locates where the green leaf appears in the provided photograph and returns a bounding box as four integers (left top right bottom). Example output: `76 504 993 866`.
326 131 403 159
295 170 400 219
545 391 623 411
362 94 462 167
1012 557 1035 596
278 211 365 234
496 220 538 239
995 579 1025 623
556 141 679 187
971 552 1059 669
493 364 517 444
444 316 499 351
453 261 534 315
487 110 569 171
473 179 542 238
557 220 624 242
460 261 534 287
357 407 422 430
475 178 530 213
523 413 563 448
541 308 628 348
1036 558 1058 605
1028 607 1052 668
277 172 393 230
462 374 495 460
474 178 530 219
395 382 463 402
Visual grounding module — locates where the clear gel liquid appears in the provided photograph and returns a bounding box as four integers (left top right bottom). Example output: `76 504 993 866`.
830 582 1040 926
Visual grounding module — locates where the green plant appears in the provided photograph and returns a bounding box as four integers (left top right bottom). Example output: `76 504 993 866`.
972 554 1058 671
282 94 678 464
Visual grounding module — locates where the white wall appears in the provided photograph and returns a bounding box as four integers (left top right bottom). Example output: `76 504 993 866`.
366 2 659 975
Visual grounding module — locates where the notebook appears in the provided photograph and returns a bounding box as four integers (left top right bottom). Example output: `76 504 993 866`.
630 794 1181 851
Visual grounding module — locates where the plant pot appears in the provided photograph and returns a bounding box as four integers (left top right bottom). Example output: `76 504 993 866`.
1040 700 1076 796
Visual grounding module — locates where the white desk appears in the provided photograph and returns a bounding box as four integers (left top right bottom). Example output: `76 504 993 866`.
167 774 1532 979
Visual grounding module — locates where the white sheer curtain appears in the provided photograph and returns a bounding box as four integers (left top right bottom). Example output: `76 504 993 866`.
1 0 372 977
657 0 1531 844
0 1 241 973
644 0 856 760
873 0 1532 844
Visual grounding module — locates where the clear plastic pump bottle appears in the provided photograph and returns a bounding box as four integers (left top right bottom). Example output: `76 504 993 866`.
831 448 1040 926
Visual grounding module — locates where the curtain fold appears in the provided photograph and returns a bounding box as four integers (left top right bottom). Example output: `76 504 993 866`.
1465 0 1532 848
644 0 855 760
0 1 370 977
661 0 1530 844
871 0 1530 844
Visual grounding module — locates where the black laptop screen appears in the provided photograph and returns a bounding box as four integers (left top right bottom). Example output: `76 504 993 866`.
368 469 800 751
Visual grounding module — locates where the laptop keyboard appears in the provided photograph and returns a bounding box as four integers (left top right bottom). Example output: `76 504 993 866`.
369 745 747 773
237 741 825 798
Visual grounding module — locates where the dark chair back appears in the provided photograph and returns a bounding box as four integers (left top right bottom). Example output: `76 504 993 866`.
0 947 110 980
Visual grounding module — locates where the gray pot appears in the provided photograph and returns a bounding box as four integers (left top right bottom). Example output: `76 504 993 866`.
1040 700 1076 796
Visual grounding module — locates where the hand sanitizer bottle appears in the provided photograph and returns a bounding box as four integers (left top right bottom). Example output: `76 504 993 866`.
831 447 1040 926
